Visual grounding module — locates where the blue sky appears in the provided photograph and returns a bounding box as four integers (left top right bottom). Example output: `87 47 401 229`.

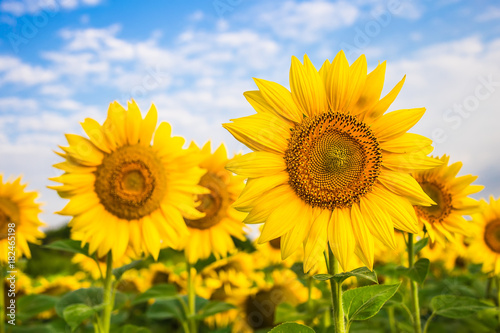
1 0 500 228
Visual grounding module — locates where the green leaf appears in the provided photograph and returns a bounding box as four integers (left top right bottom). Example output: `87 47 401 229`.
431 295 494 319
313 267 378 284
44 239 90 257
146 298 186 321
132 283 178 305
62 303 96 331
343 283 401 322
332 267 378 284
399 258 430 284
17 294 58 320
414 237 429 254
113 260 142 280
267 322 316 332
55 287 126 318
192 300 236 320
312 274 334 281
116 324 152 333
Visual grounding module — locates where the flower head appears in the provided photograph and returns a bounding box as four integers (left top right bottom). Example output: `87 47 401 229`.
412 155 483 244
50 100 206 261
180 141 247 263
0 175 44 263
224 51 440 271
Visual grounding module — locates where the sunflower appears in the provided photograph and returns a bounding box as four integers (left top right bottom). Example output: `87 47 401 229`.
115 268 149 294
143 262 185 294
33 272 90 296
233 269 309 332
373 231 406 267
0 175 44 264
224 51 439 272
419 236 467 273
200 254 256 329
468 197 500 275
50 100 207 262
412 155 483 244
72 252 133 280
181 142 247 264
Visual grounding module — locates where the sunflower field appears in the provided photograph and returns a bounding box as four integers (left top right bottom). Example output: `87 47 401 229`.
2 51 499 333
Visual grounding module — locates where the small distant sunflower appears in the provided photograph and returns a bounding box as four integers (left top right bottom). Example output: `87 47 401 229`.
201 254 255 329
33 272 90 296
413 155 483 244
373 231 406 267
181 142 247 263
50 100 206 261
224 51 439 272
0 175 44 264
72 253 133 280
420 236 467 273
32 272 91 319
143 262 184 293
469 197 500 275
115 269 149 294
233 269 309 333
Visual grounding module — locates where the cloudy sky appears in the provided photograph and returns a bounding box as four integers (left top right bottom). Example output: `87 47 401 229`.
1 0 499 229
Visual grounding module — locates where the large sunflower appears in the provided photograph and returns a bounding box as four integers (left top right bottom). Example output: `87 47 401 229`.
412 155 483 244
0 175 44 264
181 142 247 263
50 100 206 262
468 197 500 275
224 51 440 272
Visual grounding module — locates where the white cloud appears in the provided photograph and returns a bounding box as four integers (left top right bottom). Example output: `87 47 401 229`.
0 0 103 17
257 0 359 42
383 36 500 188
39 84 73 97
0 97 39 112
0 56 57 86
475 6 500 22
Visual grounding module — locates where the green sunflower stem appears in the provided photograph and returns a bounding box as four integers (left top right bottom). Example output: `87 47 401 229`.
306 275 313 326
187 261 197 333
102 252 114 333
407 233 422 333
328 247 345 333
497 275 500 328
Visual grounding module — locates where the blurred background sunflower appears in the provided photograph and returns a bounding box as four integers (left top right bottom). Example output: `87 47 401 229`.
181 142 247 263
412 155 483 244
0 175 45 264
469 197 500 275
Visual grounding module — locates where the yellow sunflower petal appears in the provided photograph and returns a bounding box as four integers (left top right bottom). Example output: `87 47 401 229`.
254 78 303 122
139 103 158 146
370 108 426 142
350 203 375 270
328 207 355 271
225 151 286 178
290 54 327 117
326 50 349 112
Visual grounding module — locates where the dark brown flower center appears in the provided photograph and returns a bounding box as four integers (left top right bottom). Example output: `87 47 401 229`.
0 197 19 240
185 172 229 230
269 237 281 250
94 144 167 220
285 112 381 210
415 181 452 223
484 219 500 253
